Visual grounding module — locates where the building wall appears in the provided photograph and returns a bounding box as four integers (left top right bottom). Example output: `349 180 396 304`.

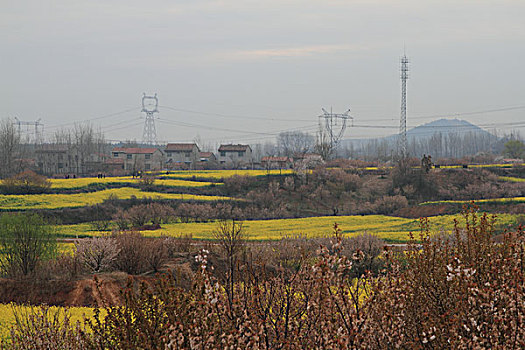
218 148 253 167
165 145 199 168
112 150 164 172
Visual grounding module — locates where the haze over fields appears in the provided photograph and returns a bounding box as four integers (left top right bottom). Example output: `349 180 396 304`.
2 0 525 143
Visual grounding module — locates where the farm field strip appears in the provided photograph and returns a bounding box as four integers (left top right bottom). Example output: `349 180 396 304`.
499 176 525 182
157 169 295 180
0 303 95 341
0 187 235 210
420 197 525 205
49 176 218 189
56 213 520 243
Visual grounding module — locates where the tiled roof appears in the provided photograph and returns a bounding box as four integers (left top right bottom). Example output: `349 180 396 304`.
199 152 214 158
165 143 199 151
218 144 251 152
112 147 159 154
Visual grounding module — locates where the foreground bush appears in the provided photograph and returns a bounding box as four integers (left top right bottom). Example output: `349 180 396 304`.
4 206 525 349
4 306 86 350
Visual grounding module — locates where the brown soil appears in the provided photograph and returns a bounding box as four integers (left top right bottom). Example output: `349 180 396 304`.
0 252 206 308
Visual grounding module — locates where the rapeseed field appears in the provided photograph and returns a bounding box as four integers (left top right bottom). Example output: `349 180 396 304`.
0 187 234 210
499 176 525 183
50 176 218 189
0 303 95 340
158 169 294 180
421 197 525 205
55 213 520 243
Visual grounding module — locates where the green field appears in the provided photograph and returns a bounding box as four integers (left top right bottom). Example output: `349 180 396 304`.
56 213 520 243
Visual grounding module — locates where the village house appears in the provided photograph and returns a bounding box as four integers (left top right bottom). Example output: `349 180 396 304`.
218 144 253 168
198 152 218 169
111 147 164 173
293 153 324 170
164 143 200 169
261 156 293 170
35 144 75 176
35 144 111 177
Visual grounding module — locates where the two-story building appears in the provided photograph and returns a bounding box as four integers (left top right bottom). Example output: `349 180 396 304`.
111 147 163 173
164 143 200 169
35 144 75 176
35 144 109 176
218 144 253 168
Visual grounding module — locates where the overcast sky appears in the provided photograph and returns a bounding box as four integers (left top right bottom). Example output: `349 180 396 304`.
2 0 525 145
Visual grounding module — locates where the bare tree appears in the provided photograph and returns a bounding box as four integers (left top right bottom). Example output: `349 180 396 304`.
213 220 246 309
277 131 314 157
76 236 120 273
0 118 23 178
315 126 333 160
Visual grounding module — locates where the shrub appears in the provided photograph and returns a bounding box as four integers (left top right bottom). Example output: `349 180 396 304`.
142 238 169 273
126 204 150 228
342 232 385 277
113 231 147 275
146 203 175 225
138 174 156 190
112 208 129 231
0 170 51 194
75 236 120 273
0 213 57 277
362 206 525 348
5 305 87 349
372 195 409 214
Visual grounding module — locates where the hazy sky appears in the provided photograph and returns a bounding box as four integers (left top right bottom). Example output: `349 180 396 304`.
2 0 525 145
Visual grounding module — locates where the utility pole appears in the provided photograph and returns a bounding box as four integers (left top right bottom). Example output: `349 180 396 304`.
318 107 353 158
141 93 158 145
399 54 409 159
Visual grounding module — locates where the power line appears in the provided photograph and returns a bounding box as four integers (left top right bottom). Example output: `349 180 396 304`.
45 107 141 130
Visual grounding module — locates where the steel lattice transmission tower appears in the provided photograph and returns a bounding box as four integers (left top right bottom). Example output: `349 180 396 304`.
14 117 44 144
399 55 409 158
318 107 353 156
141 93 159 145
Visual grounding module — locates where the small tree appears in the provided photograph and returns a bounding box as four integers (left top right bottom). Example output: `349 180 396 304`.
138 174 155 190
76 236 120 273
0 213 57 276
0 170 51 194
503 139 525 159
213 220 246 309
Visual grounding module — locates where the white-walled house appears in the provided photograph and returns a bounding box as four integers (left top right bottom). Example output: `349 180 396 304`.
218 144 253 168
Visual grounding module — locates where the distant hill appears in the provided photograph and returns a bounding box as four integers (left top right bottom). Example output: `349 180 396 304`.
405 118 496 139
342 118 501 159
345 118 496 145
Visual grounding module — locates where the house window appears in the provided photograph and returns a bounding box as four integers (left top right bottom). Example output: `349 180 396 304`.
145 163 151 170
220 151 226 157
58 154 63 161
238 151 244 157
127 154 132 159
58 163 63 169
113 152 119 158
185 152 191 158
145 154 151 160
220 161 225 164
